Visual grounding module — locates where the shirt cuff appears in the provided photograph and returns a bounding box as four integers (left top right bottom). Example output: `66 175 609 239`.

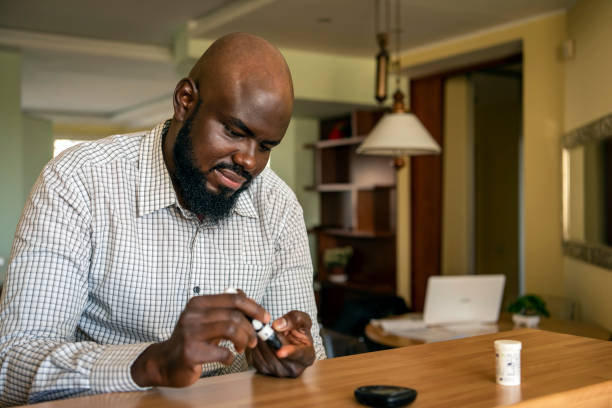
90 342 154 393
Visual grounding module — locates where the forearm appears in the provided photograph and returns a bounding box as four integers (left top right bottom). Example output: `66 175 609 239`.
0 335 151 405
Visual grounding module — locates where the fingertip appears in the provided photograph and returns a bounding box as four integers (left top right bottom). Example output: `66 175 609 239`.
223 352 236 366
272 317 287 331
276 345 296 359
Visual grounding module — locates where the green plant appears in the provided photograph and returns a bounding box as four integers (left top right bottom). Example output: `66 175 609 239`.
323 246 353 269
507 294 550 317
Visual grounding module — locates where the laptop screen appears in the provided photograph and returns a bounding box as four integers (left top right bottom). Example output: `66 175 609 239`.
423 275 506 325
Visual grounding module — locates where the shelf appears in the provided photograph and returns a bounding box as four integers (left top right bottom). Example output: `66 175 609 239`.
304 136 366 149
320 280 395 294
314 227 395 238
311 109 397 327
305 183 395 192
357 184 395 191
305 183 354 192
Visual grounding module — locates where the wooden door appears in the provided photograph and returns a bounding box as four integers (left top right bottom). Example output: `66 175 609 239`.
409 75 444 311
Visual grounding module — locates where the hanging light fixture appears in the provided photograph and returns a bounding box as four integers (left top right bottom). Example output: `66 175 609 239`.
358 0 441 167
374 0 390 103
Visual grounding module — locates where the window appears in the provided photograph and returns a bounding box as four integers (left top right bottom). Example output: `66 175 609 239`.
53 139 88 158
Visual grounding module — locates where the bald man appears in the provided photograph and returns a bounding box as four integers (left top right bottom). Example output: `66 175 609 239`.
0 33 325 405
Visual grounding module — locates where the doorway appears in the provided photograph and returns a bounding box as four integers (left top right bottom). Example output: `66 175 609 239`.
409 57 523 311
471 63 523 308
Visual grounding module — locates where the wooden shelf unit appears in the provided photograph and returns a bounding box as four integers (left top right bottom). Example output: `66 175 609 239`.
309 109 397 327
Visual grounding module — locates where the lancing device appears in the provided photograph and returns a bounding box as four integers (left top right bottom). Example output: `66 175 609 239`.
224 288 282 350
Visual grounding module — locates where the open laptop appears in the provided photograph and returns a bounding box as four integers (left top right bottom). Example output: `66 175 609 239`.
373 274 506 342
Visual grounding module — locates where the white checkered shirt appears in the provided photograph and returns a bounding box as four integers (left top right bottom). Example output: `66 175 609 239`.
0 121 325 406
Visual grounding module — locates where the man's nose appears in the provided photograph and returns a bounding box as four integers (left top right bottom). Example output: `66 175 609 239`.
232 140 257 173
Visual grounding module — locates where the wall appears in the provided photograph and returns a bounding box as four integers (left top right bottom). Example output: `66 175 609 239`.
0 49 56 282
442 75 473 276
564 0 612 330
395 13 566 302
53 123 148 141
179 34 377 106
269 116 320 268
0 48 23 280
22 114 54 198
472 71 521 307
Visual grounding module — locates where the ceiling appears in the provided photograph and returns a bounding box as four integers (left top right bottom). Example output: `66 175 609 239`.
0 0 575 127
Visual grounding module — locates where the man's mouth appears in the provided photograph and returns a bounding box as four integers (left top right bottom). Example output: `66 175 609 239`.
214 168 247 190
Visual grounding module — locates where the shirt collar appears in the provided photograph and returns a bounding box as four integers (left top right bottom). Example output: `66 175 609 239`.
137 120 259 220
137 121 177 217
233 188 259 219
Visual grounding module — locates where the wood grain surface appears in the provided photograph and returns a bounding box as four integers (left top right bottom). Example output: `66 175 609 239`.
365 313 611 348
19 329 612 408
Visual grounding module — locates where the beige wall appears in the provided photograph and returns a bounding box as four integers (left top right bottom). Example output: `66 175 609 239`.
53 123 148 142
472 71 521 307
395 13 566 302
269 117 320 270
181 35 377 106
442 75 474 276
564 0 612 330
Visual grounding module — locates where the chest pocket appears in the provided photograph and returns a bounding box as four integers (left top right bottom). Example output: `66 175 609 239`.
202 261 273 304
199 216 275 300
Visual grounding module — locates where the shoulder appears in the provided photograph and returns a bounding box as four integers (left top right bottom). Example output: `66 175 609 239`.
248 167 301 215
49 131 146 179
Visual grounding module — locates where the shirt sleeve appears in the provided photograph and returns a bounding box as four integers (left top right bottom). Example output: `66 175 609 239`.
0 164 150 406
263 195 327 361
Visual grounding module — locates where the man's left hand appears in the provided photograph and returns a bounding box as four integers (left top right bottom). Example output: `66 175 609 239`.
248 310 316 378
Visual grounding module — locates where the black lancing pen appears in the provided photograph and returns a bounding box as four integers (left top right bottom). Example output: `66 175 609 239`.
224 288 282 350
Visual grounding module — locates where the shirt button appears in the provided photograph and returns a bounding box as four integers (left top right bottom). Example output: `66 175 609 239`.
193 286 201 294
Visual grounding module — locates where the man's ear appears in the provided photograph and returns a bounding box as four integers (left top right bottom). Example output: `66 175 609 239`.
173 77 200 123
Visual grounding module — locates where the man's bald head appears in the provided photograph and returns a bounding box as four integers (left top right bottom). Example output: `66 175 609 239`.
190 33 293 97
164 33 295 217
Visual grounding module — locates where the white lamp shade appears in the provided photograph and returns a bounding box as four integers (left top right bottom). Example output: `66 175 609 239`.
357 112 441 156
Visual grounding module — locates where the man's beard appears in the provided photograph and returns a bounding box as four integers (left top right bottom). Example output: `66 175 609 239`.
172 101 253 223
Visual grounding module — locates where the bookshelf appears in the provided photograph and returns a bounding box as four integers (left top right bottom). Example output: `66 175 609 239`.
308 109 397 326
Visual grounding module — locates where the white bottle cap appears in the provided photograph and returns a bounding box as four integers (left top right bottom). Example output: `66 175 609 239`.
495 340 522 351
252 319 264 331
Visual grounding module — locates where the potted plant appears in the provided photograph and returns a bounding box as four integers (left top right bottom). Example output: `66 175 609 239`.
507 294 550 328
323 246 353 283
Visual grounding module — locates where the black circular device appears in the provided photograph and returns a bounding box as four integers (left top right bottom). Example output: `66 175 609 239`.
354 385 418 407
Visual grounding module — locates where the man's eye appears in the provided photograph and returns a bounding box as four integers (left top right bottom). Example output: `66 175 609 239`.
259 144 272 152
223 124 243 138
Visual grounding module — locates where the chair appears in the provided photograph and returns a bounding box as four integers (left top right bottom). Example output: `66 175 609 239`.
320 327 368 358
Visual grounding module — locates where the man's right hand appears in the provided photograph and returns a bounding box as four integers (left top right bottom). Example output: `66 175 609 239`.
130 291 270 387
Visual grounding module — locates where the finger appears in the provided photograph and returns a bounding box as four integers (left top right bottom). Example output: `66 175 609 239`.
182 341 235 366
275 343 314 364
256 341 292 377
276 344 299 359
272 311 312 333
181 308 258 349
186 293 270 323
250 344 273 375
188 321 255 353
284 329 312 346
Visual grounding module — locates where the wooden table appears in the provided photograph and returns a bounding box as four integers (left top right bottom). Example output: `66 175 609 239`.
20 329 612 407
366 314 611 348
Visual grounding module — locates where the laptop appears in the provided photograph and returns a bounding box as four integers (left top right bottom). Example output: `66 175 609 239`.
373 274 506 342
423 274 506 325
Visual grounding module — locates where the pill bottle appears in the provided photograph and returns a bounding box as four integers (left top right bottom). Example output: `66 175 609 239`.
494 340 522 386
